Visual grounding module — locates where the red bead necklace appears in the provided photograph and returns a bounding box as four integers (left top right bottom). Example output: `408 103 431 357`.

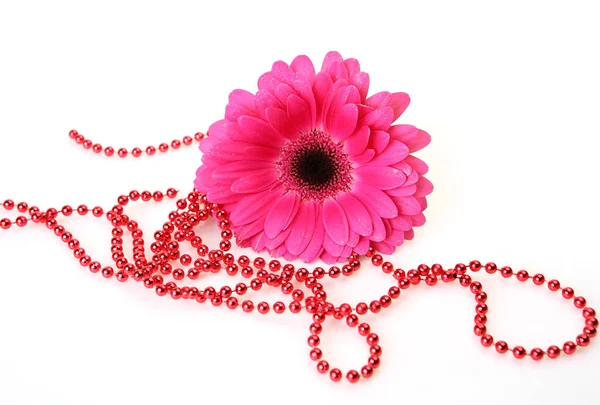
0 129 596 383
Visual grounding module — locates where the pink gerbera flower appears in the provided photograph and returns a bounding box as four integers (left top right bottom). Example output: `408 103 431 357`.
194 51 433 264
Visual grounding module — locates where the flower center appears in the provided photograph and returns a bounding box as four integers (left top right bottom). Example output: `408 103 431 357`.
276 129 353 202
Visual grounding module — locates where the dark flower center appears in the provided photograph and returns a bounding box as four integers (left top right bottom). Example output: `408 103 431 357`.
294 149 336 186
276 129 353 202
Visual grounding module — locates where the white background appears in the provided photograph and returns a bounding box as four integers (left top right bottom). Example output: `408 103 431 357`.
1 1 599 404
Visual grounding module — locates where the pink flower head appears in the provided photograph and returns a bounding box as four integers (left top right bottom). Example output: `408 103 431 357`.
195 51 433 264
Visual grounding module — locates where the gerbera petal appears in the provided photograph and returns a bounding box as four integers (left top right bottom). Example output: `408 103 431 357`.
354 237 370 255
229 190 276 226
254 89 283 120
300 209 326 263
274 83 297 107
323 233 344 257
194 165 217 192
372 241 395 255
341 245 354 259
265 226 292 250
271 61 295 84
206 187 243 204
363 204 386 242
393 196 422 215
290 55 316 82
337 193 373 237
329 103 358 141
226 90 257 121
350 72 370 102
287 94 312 132
285 202 316 255
344 58 361 77
404 155 429 175
355 166 406 190
265 107 297 139
244 145 280 161
321 79 348 132
404 229 415 240
367 140 410 166
321 51 344 73
206 119 227 138
415 177 434 197
360 106 394 130
365 91 391 109
313 72 333 125
369 130 390 154
344 126 370 156
264 193 299 239
212 161 273 183
251 231 268 252
412 213 426 227
326 61 349 82
237 218 267 240
349 148 375 165
390 92 410 121
389 125 431 152
320 252 339 265
387 184 417 197
347 230 359 247
323 199 349 245
235 116 284 146
390 215 412 231
231 170 277 193
354 182 398 219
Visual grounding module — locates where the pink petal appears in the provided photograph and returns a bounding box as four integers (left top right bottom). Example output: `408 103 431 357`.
207 119 226 138
367 140 409 166
354 237 370 254
287 94 312 132
387 184 417 197
290 55 316 82
271 61 295 84
312 72 333 125
412 213 426 226
274 83 296 106
393 196 422 215
321 79 348 131
326 61 349 82
226 90 257 120
404 229 415 240
354 166 406 190
289 77 317 128
372 241 395 255
369 130 390 154
321 51 344 72
236 116 284 146
414 177 433 197
229 190 276 226
344 126 370 156
344 58 361 77
300 209 326 262
388 229 405 245
251 232 268 252
323 232 344 256
360 106 394 130
226 103 253 121
404 155 429 175
323 198 349 245
350 148 375 165
347 230 359 247
254 89 283 120
337 193 373 237
206 187 243 204
320 251 339 265
194 165 216 192
390 92 410 121
237 218 266 240
265 226 292 250
390 215 412 231
265 107 297 139
350 72 370 101
244 145 280 161
264 193 299 239
329 104 358 141
353 182 398 219
363 204 386 242
258 72 280 92
230 170 277 193
365 91 391 109
340 245 354 259
284 202 316 255
389 125 431 152
416 197 428 210
212 161 273 183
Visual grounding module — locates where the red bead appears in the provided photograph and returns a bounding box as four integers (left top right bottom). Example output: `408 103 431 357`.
547 345 561 359
346 370 360 383
576 334 590 347
573 296 587 309
563 341 577 354
547 279 561 291
361 365 374 378
516 270 529 281
532 273 545 285
587 318 599 328
356 302 368 315
562 287 575 299
257 301 270 314
310 348 322 360
485 262 497 274
346 314 359 327
317 360 329 373
530 348 544 361
500 266 513 278
584 327 597 338
583 307 596 319
366 333 379 346
329 368 342 382
512 346 527 359
469 260 482 271
480 334 494 347
495 341 508 354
